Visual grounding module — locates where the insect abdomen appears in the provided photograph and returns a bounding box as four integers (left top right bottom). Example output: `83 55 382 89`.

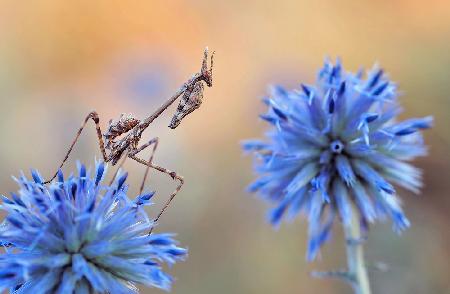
104 114 140 149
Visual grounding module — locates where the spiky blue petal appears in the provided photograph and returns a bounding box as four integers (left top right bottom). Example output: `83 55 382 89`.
0 162 186 293
243 59 431 261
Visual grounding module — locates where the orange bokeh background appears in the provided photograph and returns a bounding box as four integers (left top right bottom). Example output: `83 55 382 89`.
0 1 449 293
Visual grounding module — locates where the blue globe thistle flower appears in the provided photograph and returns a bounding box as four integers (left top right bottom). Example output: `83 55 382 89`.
243 59 432 261
0 161 187 293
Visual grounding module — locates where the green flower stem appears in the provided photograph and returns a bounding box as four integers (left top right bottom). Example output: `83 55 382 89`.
344 205 371 294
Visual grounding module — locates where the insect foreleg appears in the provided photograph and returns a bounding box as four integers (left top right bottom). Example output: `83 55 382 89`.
44 111 108 184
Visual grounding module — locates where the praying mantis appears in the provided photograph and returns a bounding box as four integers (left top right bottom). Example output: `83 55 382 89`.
44 47 214 226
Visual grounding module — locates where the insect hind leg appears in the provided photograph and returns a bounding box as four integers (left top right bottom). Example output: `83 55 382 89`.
129 137 160 195
44 111 108 184
129 147 184 232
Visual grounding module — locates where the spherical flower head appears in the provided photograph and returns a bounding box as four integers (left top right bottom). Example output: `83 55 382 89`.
243 59 432 261
0 161 187 293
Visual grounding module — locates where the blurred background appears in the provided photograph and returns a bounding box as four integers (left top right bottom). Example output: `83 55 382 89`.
0 0 449 293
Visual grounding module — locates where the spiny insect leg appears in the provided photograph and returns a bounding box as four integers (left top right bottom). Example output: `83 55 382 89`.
44 111 107 184
108 152 128 185
128 154 184 233
129 137 159 195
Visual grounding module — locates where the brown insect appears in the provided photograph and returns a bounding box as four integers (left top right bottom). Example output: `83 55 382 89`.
44 48 214 226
